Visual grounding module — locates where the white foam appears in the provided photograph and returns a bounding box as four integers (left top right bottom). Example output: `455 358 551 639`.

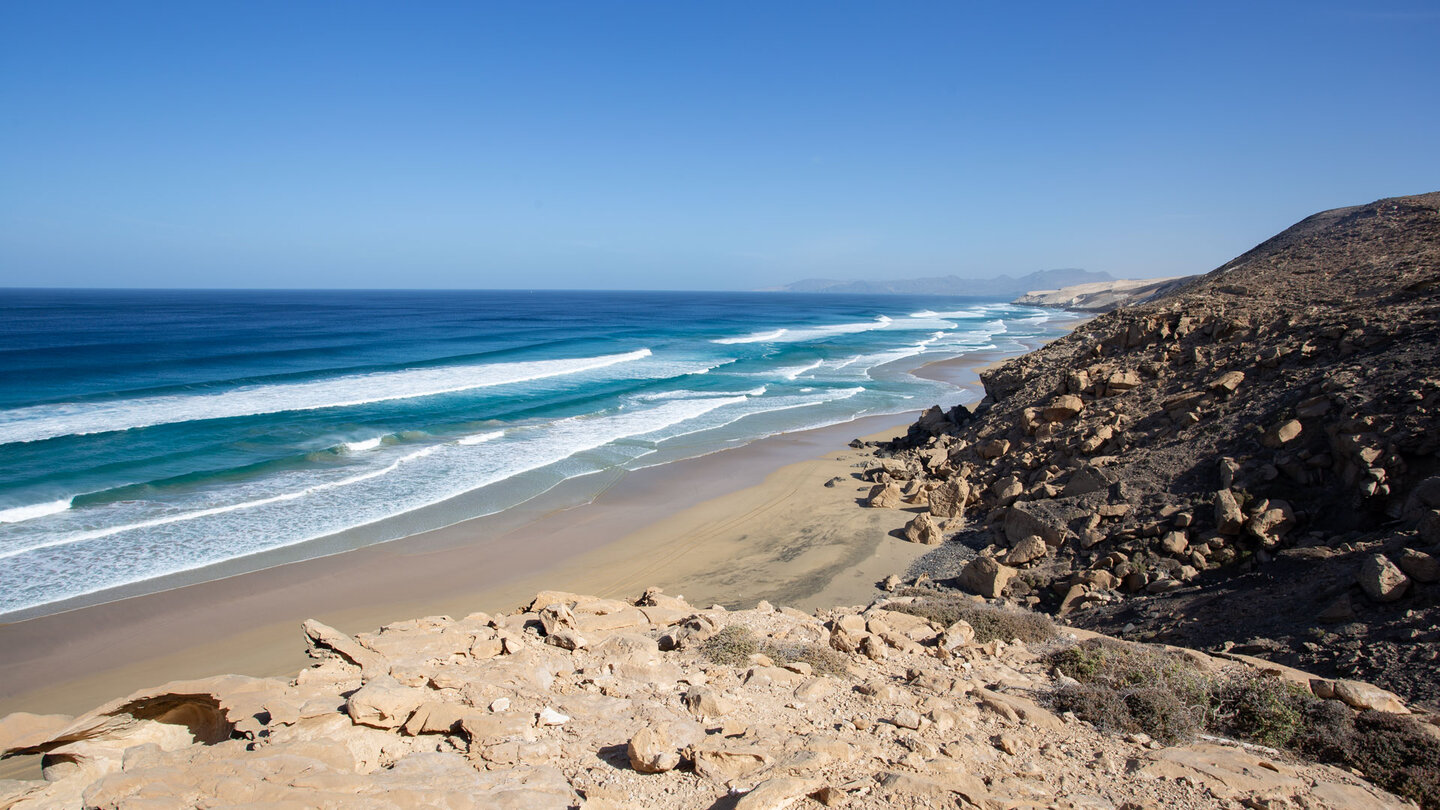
0 397 747 572
0 349 655 446
457 431 505 446
0 498 72 524
778 360 823 381
340 437 384 453
713 317 892 345
635 386 766 402
713 329 788 344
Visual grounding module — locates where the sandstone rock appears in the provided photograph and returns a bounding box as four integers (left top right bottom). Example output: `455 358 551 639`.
957 556 1016 599
302 619 386 674
1397 548 1440 583
683 686 733 720
928 479 970 519
1159 531 1189 556
991 475 1024 500
866 482 903 508
1332 680 1410 714
977 438 1011 459
1004 535 1048 566
1214 490 1245 535
1208 370 1245 395
1043 394 1085 422
902 513 944 545
1359 554 1410 602
627 720 703 773
1107 369 1141 392
734 777 823 810
1262 419 1303 448
692 744 773 782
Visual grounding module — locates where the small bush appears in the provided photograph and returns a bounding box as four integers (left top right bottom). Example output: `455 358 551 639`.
765 640 850 676
699 626 849 676
1046 639 1213 743
1213 673 1308 749
700 625 758 666
1349 711 1440 809
890 588 1057 643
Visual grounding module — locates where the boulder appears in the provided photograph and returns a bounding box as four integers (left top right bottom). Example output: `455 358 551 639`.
1332 680 1410 714
1403 476 1440 519
1262 419 1303 448
866 483 903 509
1214 490 1245 535
1159 531 1189 556
977 438 1011 459
991 475 1024 500
627 719 703 773
927 479 970 519
902 513 944 545
1107 369 1141 393
1208 370 1245 396
1359 554 1410 602
347 677 426 729
1397 548 1440 583
735 777 823 810
957 556 1016 599
1043 394 1085 422
1003 536 1048 566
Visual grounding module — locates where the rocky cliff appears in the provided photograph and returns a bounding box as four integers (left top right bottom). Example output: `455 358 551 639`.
1012 276 1192 313
866 192 1440 711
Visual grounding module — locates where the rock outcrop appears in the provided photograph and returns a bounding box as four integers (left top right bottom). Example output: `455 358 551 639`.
868 192 1440 709
0 589 1419 809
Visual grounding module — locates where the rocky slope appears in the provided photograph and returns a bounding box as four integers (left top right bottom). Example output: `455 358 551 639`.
0 588 1421 809
865 192 1440 707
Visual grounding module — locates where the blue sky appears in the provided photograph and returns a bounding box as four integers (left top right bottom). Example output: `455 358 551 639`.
2 2 1437 290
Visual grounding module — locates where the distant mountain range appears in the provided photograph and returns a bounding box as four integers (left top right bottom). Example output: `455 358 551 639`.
767 268 1113 297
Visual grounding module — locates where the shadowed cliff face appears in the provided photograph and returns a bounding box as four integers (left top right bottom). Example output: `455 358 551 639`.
871 191 1440 707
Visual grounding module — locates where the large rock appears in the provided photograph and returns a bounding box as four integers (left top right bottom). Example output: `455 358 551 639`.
1359 554 1410 602
866 483 903 508
957 556 1016 599
1213 490 1245 535
627 719 703 773
1397 548 1440 583
902 513 944 545
1003 535 1048 566
1042 394 1085 422
347 677 426 729
734 777 823 810
1330 680 1410 714
927 479 970 519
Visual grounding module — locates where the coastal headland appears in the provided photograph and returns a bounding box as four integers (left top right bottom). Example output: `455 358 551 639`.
4 195 1440 808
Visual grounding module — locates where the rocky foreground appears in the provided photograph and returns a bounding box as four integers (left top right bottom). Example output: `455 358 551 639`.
0 587 1424 809
866 192 1440 707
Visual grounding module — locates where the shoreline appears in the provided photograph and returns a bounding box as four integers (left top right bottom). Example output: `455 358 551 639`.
0 344 1014 720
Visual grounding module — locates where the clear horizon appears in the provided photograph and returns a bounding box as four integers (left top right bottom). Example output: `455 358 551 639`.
2 2 1438 290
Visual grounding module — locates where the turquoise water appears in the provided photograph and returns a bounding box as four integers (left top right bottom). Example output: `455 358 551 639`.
0 289 1069 616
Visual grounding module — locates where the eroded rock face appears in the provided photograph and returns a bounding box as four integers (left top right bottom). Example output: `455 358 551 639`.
867 193 1440 708
0 588 1416 810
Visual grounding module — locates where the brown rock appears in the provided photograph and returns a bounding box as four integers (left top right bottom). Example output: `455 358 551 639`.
628 720 703 773
735 777 823 810
928 479 970 519
1043 394 1085 422
1159 531 1189 556
1397 548 1440 583
1208 370 1245 395
902 513 944 545
1004 535 1048 566
1332 680 1410 714
866 482 903 508
977 438 1011 459
957 556 1016 599
1107 369 1141 392
1359 554 1410 602
1214 490 1245 535
1262 419 1303 448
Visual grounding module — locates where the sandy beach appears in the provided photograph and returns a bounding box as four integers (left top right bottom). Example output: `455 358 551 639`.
0 348 1008 724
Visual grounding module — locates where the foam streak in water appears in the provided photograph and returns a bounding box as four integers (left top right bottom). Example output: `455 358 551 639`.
0 498 72 524
0 349 654 445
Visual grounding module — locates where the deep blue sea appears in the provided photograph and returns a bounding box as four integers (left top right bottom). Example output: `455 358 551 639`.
0 289 1070 617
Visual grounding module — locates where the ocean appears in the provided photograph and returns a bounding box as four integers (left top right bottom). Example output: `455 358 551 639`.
0 289 1070 618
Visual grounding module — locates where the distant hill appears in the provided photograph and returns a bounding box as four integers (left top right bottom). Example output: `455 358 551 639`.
769 268 1113 296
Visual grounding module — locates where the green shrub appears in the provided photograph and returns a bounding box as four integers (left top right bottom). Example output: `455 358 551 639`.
1213 673 1308 749
890 588 1057 643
